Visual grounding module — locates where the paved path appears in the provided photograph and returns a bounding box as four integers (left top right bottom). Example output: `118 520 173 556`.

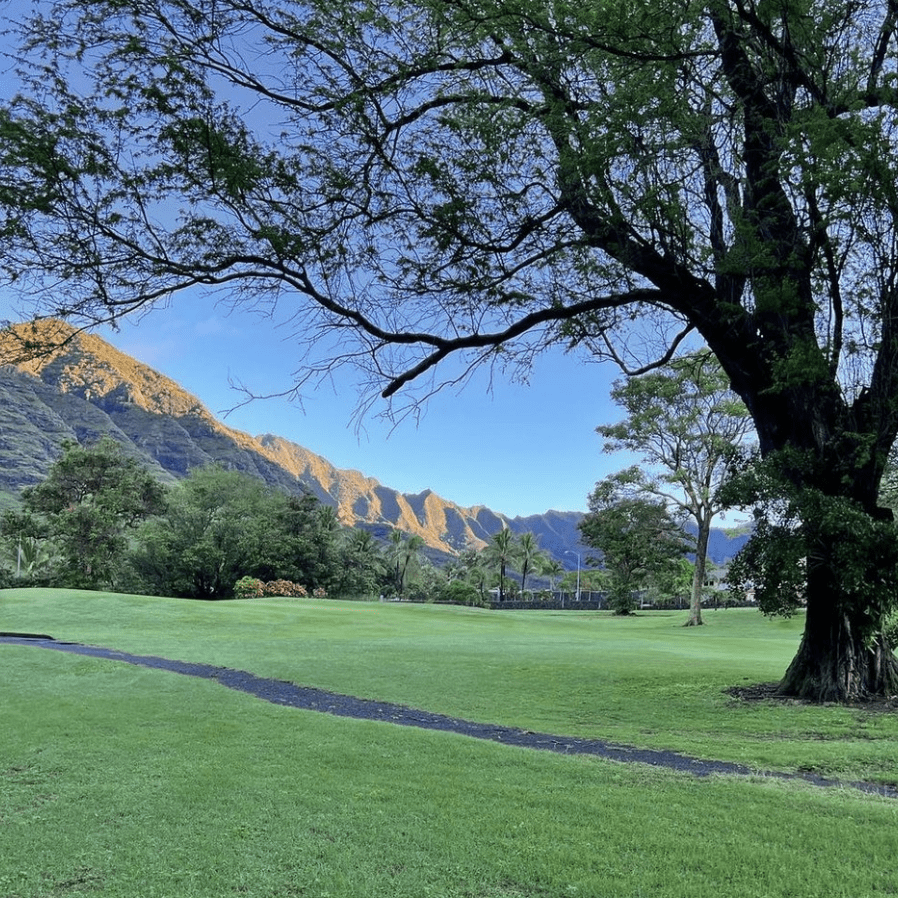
3 633 895 799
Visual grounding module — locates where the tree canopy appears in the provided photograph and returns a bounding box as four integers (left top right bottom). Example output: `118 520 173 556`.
3 437 166 589
579 478 693 615
3 0 898 698
597 352 753 625
128 466 340 598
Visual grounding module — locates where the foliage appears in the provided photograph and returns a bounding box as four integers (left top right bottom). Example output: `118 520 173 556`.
580 478 693 614
233 576 265 599
482 529 517 603
0 512 55 585
516 532 550 597
233 577 312 599
437 579 484 607
559 569 607 594
597 352 753 624
333 528 388 597
541 557 565 590
723 452 898 638
648 558 697 610
128 466 338 598
269 496 341 590
387 530 426 598
2 437 166 589
445 547 493 604
6 0 898 695
261 579 308 598
403 559 445 603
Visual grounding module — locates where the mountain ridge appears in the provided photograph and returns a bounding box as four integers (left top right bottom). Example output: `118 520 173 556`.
0 319 749 565
0 320 591 558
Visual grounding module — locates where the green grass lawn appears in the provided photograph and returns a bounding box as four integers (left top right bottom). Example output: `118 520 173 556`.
2 589 898 897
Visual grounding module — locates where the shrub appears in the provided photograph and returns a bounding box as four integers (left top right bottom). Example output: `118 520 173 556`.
262 579 308 598
234 576 265 599
440 580 485 607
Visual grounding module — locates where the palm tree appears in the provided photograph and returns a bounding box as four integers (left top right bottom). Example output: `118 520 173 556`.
337 528 386 597
388 529 425 598
542 558 564 591
484 528 517 603
13 535 55 580
453 547 492 604
517 532 548 600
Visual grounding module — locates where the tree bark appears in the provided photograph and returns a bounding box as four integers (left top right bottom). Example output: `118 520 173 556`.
778 537 898 702
685 518 709 627
778 616 898 702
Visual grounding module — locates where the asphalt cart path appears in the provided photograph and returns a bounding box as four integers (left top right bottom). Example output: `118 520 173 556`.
3 633 895 799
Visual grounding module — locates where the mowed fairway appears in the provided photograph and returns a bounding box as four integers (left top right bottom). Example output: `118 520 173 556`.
2 589 898 897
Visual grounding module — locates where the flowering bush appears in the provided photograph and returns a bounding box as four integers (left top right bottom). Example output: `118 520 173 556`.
262 579 308 598
312 587 328 598
233 576 265 599
233 577 311 598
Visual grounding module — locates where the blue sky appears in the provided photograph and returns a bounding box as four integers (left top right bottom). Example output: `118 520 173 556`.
0 17 634 519
83 300 632 519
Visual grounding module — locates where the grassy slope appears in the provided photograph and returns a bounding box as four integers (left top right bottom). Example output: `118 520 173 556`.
3 647 896 898
3 589 898 782
3 590 898 897
2 603 898 897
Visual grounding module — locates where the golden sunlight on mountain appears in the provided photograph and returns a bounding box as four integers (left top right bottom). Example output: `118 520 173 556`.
0 319 528 555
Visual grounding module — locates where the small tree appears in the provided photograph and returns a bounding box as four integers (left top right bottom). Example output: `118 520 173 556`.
597 352 752 626
580 479 692 615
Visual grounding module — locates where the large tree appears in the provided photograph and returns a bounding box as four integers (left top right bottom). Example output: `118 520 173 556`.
129 465 334 598
3 0 898 698
6 437 166 589
597 352 753 626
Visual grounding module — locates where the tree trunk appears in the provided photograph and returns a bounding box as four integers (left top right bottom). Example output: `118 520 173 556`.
718 370 898 701
685 517 709 627
778 544 898 702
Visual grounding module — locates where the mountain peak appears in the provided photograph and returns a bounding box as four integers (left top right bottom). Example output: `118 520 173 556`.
0 320 592 557
2 318 206 418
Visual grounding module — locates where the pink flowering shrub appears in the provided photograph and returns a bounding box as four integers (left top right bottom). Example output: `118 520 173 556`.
233 576 265 599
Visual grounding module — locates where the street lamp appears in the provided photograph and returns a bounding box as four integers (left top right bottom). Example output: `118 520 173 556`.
565 550 581 603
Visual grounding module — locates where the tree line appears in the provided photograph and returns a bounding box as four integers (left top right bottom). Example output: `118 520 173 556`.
0 343 754 615
0 437 573 603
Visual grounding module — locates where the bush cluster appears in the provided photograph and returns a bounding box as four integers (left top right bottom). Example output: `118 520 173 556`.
262 579 308 598
233 576 311 599
233 576 265 599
